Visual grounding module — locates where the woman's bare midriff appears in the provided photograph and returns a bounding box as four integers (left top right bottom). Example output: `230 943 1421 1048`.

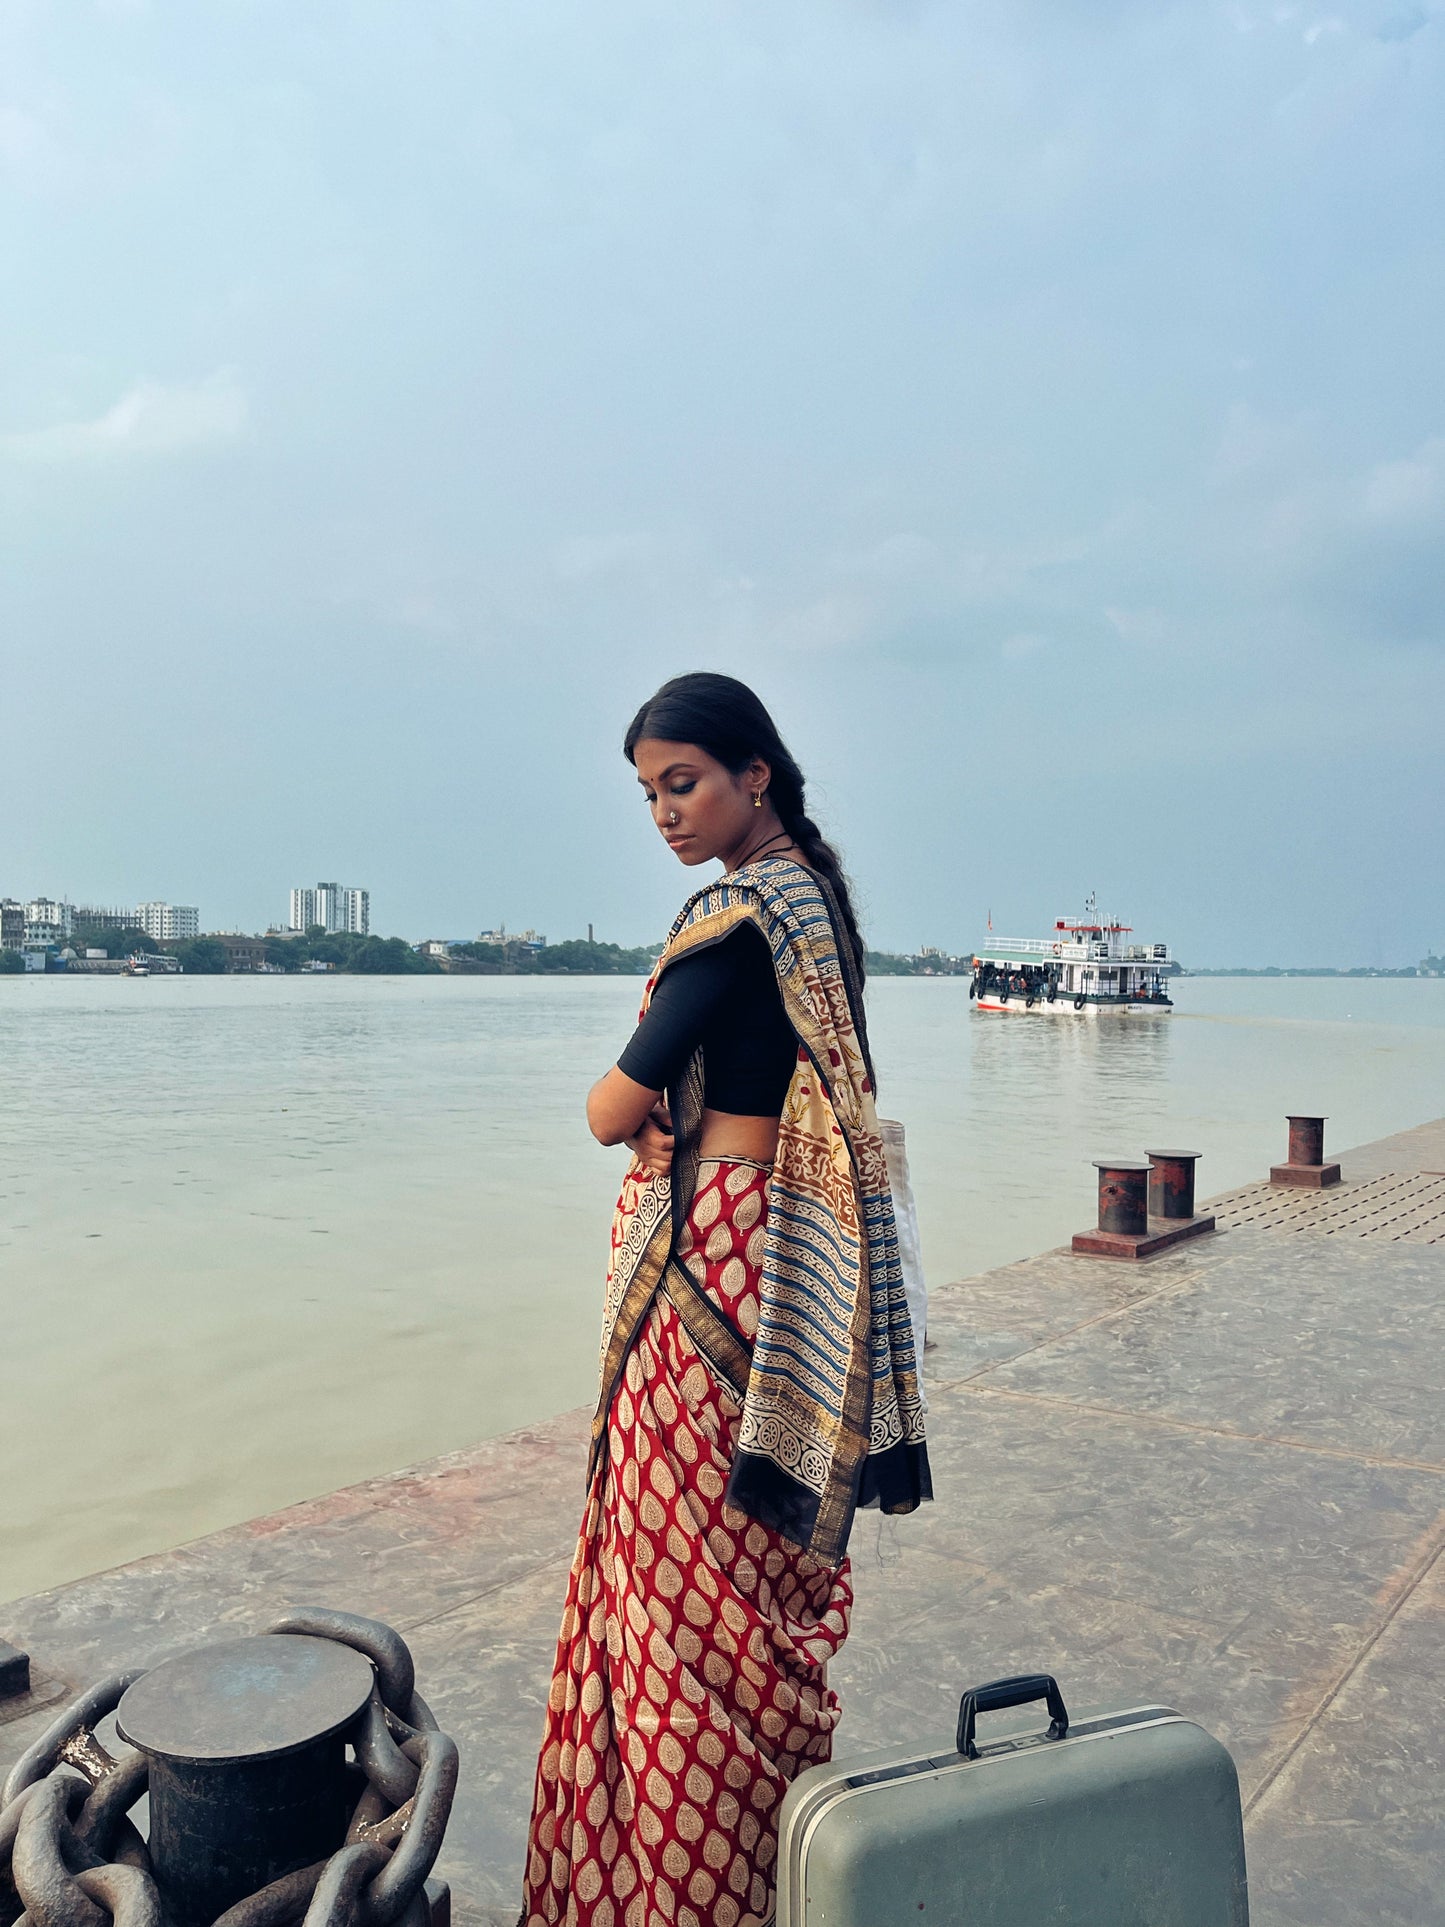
696 1107 780 1165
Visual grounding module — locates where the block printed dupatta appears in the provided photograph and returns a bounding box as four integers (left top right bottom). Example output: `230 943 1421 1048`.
590 855 932 1567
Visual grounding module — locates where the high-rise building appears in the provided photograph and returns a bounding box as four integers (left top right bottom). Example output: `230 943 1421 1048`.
0 900 24 951
24 898 74 943
136 902 200 942
289 882 369 936
337 886 368 934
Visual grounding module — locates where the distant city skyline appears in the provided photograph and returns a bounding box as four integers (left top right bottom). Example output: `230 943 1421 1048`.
3 6 1442 968
0 894 200 948
1 876 1438 972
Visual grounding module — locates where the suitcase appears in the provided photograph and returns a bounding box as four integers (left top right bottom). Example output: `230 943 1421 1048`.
776 1672 1248 1925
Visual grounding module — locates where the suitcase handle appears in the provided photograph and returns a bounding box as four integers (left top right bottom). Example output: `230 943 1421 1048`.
956 1673 1070 1758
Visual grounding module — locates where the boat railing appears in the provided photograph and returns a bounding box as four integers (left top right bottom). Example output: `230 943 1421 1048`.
990 938 1129 961
983 937 1173 965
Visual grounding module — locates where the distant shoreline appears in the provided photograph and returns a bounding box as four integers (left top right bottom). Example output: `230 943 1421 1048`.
10 963 1443 984
1184 967 1440 979
8 935 1441 982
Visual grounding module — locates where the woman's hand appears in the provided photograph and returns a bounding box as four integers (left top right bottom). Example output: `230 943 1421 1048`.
626 1101 674 1179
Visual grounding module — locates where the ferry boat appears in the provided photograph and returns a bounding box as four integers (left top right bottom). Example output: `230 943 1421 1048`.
123 953 182 977
971 897 1176 1014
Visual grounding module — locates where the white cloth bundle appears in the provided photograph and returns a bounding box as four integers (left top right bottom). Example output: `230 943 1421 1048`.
878 1117 928 1411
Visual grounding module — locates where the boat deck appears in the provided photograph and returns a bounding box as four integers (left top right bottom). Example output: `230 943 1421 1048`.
5 1118 1445 1925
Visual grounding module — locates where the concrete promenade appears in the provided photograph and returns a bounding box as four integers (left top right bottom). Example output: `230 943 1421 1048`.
4 1119 1445 1924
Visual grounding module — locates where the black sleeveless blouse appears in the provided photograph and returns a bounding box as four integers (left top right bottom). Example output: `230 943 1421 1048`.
617 925 797 1115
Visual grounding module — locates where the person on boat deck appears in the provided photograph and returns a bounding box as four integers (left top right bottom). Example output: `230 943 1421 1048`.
520 672 931 1927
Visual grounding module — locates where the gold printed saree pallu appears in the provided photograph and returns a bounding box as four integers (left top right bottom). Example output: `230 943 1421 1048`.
592 856 932 1568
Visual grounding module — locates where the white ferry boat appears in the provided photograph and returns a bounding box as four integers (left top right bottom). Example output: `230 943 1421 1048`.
971 897 1176 1014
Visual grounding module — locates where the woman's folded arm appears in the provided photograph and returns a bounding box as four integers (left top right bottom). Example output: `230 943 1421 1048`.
587 1066 665 1146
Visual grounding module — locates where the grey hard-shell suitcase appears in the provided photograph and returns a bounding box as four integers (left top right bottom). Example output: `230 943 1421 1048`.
776 1673 1248 1926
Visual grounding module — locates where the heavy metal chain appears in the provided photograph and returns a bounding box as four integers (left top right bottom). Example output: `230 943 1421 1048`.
0 1611 457 1927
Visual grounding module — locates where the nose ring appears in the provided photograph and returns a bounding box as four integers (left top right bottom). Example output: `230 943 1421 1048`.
668 812 679 825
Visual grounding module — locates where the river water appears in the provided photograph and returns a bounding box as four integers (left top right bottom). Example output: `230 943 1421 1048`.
4 972 1443 1602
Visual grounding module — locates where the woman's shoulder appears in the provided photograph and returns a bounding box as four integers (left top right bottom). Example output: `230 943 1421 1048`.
672 856 796 912
667 857 824 950
728 853 820 899
736 858 830 934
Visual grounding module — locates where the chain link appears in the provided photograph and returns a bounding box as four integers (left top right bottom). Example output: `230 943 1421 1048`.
0 1614 455 1927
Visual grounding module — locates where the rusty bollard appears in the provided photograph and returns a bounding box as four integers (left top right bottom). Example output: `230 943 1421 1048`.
1072 1161 1149 1257
1147 1150 1201 1220
1270 1114 1341 1189
1095 1161 1150 1236
1074 1154 1216 1260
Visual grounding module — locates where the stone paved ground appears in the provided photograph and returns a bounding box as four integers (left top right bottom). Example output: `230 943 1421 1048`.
4 1119 1444 1925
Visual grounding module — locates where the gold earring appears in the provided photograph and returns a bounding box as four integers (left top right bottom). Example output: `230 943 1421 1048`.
753 792 763 809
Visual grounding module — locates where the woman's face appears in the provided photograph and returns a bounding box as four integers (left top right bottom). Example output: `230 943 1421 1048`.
633 737 769 867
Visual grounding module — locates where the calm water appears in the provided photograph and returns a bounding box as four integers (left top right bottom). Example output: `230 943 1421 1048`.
4 972 1444 1602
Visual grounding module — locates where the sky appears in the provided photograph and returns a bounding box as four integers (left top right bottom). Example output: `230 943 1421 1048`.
3 1 1442 967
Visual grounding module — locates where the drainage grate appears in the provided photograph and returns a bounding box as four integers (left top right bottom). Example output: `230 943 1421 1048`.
1209 1171 1445 1243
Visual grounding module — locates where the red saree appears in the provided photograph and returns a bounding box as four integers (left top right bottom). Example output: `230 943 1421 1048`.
522 1160 854 1927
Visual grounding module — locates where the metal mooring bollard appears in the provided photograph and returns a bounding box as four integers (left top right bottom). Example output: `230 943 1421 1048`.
1094 1160 1150 1237
1146 1150 1202 1221
117 1635 374 1925
1288 1116 1326 1166
1270 1113 1342 1189
0 1610 457 1927
1073 1154 1216 1261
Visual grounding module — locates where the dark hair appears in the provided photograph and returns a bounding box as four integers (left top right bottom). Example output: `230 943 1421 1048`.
624 671 867 986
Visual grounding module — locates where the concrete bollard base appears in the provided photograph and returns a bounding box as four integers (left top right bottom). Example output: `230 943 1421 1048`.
1270 1162 1342 1188
1072 1213 1217 1259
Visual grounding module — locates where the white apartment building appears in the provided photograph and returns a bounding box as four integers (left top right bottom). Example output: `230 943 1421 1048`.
24 898 74 943
289 882 370 936
136 902 200 942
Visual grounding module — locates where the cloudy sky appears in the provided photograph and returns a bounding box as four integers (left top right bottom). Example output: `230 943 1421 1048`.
4 0 1442 965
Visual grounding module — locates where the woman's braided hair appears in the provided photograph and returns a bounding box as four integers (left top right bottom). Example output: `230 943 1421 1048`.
624 672 867 986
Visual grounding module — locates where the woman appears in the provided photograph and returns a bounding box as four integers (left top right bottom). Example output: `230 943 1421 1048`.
522 673 930 1927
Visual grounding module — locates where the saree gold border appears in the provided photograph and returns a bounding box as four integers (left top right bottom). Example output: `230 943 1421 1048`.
588 1202 672 1480
659 901 757 967
661 1260 752 1403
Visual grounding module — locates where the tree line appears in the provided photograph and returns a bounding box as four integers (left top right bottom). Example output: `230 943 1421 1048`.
43 924 664 976
9 925 1094 982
